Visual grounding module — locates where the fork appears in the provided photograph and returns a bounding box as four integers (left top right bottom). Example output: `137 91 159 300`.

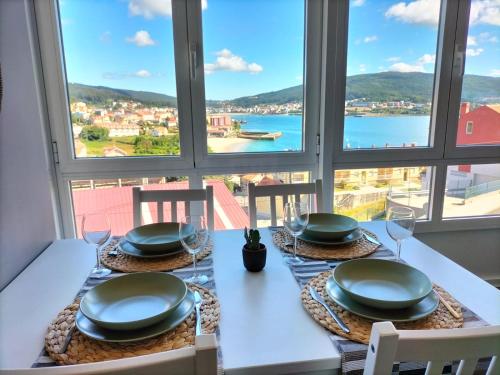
194 291 203 335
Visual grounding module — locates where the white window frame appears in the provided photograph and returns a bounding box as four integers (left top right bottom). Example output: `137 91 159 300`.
321 0 500 233
33 0 322 237
466 121 474 135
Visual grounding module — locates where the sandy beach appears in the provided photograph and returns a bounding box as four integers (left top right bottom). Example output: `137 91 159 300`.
207 136 253 153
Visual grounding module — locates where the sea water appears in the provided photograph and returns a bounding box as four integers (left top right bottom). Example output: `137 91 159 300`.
231 114 431 152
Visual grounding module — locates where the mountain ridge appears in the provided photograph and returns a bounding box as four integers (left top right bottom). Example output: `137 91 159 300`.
68 72 500 107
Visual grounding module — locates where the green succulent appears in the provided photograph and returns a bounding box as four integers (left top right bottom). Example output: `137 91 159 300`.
244 227 261 250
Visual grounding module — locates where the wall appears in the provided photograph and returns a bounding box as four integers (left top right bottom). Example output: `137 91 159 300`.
416 229 500 286
0 0 58 290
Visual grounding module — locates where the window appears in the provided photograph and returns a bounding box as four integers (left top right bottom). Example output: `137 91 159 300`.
455 0 500 147
443 164 500 218
202 0 306 154
333 167 432 222
58 0 181 158
466 121 474 134
342 0 442 150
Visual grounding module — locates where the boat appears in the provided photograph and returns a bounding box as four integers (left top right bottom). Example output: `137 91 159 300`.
237 131 282 140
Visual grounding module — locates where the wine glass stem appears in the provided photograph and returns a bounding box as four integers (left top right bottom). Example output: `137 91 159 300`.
293 235 298 258
192 254 198 279
396 240 402 262
95 245 102 270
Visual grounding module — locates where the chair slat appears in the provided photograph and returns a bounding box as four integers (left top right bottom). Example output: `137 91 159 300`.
157 201 164 223
270 197 277 226
425 360 445 375
295 194 301 203
171 201 177 222
185 201 191 218
457 359 479 375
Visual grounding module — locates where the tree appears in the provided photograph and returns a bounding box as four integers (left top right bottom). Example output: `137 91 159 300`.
80 126 110 141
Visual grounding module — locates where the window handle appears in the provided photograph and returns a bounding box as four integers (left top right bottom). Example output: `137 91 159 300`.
454 45 465 78
190 42 198 80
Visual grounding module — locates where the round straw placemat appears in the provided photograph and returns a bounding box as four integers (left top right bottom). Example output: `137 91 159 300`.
302 271 463 344
101 239 212 273
272 228 379 260
45 284 219 365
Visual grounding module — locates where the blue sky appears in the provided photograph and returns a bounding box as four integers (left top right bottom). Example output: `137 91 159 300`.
60 0 499 100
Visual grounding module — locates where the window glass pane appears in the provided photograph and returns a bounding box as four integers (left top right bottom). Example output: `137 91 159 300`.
202 0 305 154
59 0 180 158
333 167 432 221
71 177 187 237
456 0 500 147
343 0 442 149
203 172 310 228
443 164 500 218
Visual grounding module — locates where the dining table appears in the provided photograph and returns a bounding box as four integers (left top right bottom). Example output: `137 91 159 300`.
1 221 499 374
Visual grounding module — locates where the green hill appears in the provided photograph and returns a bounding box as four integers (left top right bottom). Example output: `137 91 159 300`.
69 72 500 108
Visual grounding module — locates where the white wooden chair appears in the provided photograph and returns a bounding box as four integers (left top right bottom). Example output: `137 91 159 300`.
132 186 214 231
3 334 218 375
364 321 500 375
248 179 323 228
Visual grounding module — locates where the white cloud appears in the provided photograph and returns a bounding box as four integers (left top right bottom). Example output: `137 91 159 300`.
99 31 112 44
363 35 378 43
352 0 366 7
479 32 498 43
470 0 500 26
388 62 425 72
126 30 156 47
102 70 153 79
466 48 484 57
386 56 401 62
135 69 152 78
359 64 367 72
385 0 440 26
387 53 435 73
204 49 263 74
129 0 207 18
467 36 477 46
417 53 435 64
490 69 500 76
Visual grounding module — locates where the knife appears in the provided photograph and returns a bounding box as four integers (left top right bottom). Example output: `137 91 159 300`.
363 232 382 246
194 291 203 336
308 286 350 333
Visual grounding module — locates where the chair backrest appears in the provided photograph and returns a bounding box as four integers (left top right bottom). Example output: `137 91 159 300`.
4 334 218 375
132 186 214 231
248 179 323 228
364 321 500 375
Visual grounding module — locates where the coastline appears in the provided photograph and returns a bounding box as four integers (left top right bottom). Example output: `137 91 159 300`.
207 136 253 153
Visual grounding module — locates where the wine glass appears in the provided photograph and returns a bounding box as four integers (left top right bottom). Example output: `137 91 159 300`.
82 213 112 278
283 201 309 265
179 216 209 285
386 206 416 262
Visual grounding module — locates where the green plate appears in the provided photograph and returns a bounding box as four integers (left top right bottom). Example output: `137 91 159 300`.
325 276 439 322
304 213 358 240
125 223 184 252
298 229 363 246
333 259 432 309
119 239 183 259
80 272 187 330
76 291 195 342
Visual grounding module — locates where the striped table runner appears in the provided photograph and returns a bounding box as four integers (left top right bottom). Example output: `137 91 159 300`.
279 229 489 375
31 251 223 371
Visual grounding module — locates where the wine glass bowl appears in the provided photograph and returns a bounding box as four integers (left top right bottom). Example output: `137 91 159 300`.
283 201 309 265
179 216 209 285
82 213 112 278
386 206 416 262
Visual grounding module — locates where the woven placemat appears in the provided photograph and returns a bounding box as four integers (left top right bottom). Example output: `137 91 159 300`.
101 239 213 273
272 228 379 260
45 284 220 365
301 271 463 344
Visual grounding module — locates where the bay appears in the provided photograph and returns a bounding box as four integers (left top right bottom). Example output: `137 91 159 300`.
231 114 430 152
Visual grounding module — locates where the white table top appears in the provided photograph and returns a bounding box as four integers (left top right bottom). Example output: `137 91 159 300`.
1 221 499 373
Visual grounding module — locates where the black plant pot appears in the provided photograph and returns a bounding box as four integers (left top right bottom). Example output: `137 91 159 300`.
242 244 267 272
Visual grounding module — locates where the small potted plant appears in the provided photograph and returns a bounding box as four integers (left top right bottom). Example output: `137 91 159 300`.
242 227 266 272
